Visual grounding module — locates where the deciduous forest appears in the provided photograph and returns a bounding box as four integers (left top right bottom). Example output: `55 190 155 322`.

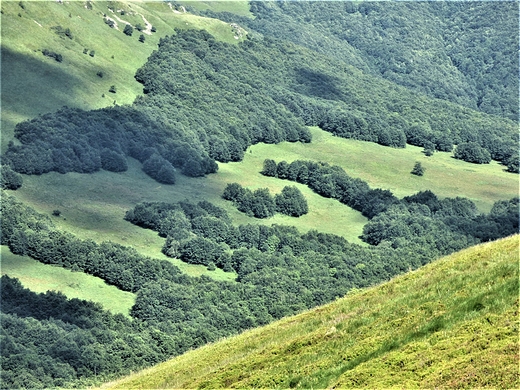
1 1 518 388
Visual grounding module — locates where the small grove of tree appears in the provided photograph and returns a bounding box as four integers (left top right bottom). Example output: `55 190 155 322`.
223 183 308 218
274 185 308 217
411 161 425 176
123 24 133 36
453 142 492 164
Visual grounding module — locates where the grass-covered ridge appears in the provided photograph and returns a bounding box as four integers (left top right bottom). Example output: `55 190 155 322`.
104 235 519 389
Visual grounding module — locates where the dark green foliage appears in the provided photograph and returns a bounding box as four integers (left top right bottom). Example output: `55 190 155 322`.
100 148 128 172
275 186 308 217
241 1 518 120
123 24 133 36
6 28 517 180
42 49 62 62
109 85 116 93
0 276 173 388
89 50 95 57
2 190 518 388
52 209 61 217
142 154 176 184
0 164 23 190
411 162 425 176
262 159 277 177
506 155 519 173
454 142 492 164
139 34 145 43
96 71 103 77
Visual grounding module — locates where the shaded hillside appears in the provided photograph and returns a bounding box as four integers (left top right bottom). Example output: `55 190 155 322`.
219 1 518 120
104 235 519 389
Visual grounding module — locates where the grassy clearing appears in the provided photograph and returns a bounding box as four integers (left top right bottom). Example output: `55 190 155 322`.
103 235 519 389
0 246 135 316
1 0 246 151
253 127 519 213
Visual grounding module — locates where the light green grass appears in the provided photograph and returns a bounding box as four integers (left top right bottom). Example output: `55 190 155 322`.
179 0 253 18
102 235 520 389
1 0 247 151
0 245 135 316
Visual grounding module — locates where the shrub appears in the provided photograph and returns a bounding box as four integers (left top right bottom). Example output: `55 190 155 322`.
411 162 425 176
123 24 133 36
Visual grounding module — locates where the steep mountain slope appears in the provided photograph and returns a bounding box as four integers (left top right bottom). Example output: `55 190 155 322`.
104 235 519 389
0 0 247 151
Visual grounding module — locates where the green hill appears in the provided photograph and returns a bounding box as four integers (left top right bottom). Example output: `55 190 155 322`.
103 235 519 389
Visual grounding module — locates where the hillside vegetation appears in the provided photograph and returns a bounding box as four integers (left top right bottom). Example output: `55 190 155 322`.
1 1 518 388
104 235 519 389
1 0 247 151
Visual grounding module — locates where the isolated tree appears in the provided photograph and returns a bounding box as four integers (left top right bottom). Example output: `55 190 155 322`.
411 161 425 176
123 24 133 36
139 34 145 43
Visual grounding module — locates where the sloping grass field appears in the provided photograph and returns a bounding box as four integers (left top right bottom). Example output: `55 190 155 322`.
0 246 135 316
1 0 247 151
102 235 520 389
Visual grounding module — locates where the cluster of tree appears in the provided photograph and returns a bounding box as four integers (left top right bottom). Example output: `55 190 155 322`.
42 48 63 62
3 105 218 180
222 183 308 218
0 164 23 190
1 193 186 293
2 188 518 388
1 276 173 389
364 192 519 247
453 142 492 164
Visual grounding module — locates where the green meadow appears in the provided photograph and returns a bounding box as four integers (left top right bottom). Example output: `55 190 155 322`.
103 235 520 389
1 245 135 316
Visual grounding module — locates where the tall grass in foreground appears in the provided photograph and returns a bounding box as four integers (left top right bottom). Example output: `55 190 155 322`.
103 235 519 389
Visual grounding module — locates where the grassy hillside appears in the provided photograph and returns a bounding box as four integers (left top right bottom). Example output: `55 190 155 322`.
103 235 519 389
0 246 135 316
1 0 247 151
